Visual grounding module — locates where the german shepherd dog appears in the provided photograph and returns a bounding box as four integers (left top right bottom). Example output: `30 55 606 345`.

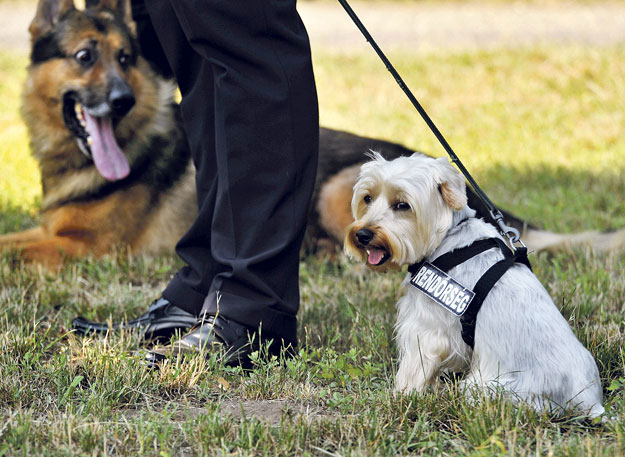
1 0 623 267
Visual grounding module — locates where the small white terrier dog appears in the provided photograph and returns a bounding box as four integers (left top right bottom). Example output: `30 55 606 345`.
345 152 604 419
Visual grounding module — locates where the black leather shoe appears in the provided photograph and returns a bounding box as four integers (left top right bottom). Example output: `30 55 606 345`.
145 314 284 369
71 297 197 343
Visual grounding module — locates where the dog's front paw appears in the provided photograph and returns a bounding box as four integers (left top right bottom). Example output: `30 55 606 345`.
394 370 432 395
393 383 418 395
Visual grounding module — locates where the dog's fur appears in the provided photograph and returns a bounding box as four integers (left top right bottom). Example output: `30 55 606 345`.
0 0 195 266
1 0 624 268
345 153 604 418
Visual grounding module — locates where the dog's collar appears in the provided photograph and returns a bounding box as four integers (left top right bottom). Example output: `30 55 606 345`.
408 236 532 348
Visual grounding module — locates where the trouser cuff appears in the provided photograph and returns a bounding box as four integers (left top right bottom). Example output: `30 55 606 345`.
162 272 207 316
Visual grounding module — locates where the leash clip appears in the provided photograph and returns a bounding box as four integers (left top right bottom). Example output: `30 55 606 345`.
490 210 525 251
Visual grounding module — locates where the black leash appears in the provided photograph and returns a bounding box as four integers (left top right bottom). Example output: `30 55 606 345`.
336 0 525 250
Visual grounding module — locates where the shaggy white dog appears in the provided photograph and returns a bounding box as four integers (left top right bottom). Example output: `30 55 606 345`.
345 152 604 419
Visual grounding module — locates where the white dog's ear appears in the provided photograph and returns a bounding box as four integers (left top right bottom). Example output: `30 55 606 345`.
436 158 467 210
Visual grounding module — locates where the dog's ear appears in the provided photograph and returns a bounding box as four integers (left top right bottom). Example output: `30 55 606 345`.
29 0 75 39
87 0 135 33
436 157 467 210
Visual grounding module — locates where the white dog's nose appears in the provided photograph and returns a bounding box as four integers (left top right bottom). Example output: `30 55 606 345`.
355 228 374 245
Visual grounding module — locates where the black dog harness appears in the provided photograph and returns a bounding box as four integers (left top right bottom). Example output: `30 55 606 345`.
408 236 531 348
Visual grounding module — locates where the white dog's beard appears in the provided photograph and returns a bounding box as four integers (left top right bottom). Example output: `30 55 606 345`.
345 220 444 269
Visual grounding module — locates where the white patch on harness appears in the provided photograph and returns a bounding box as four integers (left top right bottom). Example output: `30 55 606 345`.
409 262 475 316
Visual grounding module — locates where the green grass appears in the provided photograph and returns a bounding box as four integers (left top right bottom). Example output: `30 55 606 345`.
1 44 625 455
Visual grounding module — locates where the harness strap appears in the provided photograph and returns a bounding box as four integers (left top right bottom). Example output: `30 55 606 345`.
408 237 531 348
408 238 505 275
460 246 530 347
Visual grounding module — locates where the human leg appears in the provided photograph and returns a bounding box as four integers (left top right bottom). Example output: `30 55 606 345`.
73 0 319 360
148 0 318 360
72 0 218 338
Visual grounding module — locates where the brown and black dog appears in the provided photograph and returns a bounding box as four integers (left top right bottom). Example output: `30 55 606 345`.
1 0 622 267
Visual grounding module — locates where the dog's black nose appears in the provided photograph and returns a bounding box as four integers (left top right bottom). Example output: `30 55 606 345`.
355 228 375 246
108 79 135 116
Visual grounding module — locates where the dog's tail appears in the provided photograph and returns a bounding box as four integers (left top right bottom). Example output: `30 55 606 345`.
522 227 625 253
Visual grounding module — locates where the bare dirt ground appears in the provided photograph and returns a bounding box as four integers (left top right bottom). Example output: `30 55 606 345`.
123 399 336 427
0 1 34 53
2 1 625 55
174 399 335 426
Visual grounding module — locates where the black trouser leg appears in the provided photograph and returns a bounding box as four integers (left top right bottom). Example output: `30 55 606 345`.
145 0 319 345
140 0 225 313
130 0 173 79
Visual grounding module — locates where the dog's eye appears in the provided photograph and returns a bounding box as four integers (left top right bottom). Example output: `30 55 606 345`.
363 195 372 204
118 51 131 70
75 48 96 67
393 202 411 211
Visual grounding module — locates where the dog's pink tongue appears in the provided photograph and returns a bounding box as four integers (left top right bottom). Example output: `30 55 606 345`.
83 111 130 181
368 248 385 265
